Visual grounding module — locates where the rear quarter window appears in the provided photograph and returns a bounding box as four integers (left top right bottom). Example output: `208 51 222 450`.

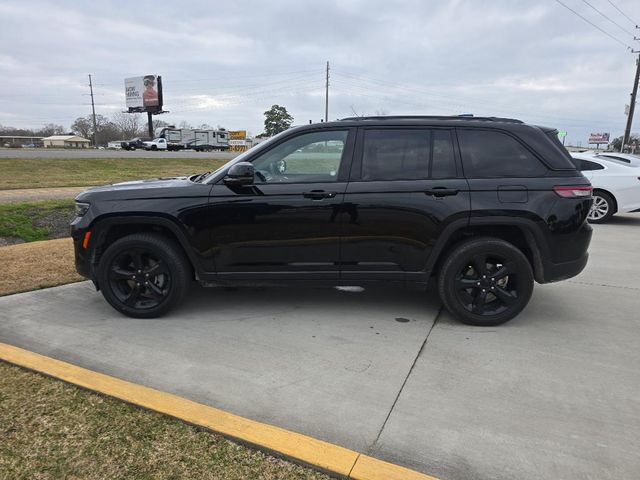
458 129 547 178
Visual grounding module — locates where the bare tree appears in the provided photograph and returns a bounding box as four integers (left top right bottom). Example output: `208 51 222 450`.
111 112 141 139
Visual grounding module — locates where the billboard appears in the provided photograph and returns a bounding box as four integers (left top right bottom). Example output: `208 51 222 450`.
588 133 610 144
125 75 163 112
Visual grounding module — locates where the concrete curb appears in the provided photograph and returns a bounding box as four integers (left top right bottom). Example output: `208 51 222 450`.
0 341 438 480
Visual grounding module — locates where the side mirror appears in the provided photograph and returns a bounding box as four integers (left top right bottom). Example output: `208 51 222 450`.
224 162 254 186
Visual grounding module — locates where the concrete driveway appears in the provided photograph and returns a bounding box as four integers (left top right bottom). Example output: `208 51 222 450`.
1 215 639 480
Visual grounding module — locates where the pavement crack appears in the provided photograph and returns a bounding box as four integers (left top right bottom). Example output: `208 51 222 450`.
367 305 443 454
347 453 360 479
567 280 640 291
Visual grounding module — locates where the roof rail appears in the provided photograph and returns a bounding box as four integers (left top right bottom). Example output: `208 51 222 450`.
338 115 524 124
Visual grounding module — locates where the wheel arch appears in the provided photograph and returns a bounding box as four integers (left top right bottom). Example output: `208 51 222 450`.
426 218 546 283
89 215 202 280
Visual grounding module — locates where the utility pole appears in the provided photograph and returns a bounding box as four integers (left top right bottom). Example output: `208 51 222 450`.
622 52 640 152
325 61 330 122
88 74 98 147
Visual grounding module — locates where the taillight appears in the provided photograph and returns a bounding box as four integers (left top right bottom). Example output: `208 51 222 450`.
553 185 593 198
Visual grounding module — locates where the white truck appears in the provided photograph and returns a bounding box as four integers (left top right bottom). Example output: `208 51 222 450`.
145 127 229 151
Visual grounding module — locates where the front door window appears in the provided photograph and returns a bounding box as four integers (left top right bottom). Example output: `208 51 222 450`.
252 130 348 183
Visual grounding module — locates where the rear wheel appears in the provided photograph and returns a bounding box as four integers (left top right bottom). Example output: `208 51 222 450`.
97 233 191 318
438 237 534 326
588 191 615 224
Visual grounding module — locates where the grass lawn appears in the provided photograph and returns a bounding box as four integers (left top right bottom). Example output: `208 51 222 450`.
0 361 329 480
0 157 227 189
0 200 74 243
0 238 83 296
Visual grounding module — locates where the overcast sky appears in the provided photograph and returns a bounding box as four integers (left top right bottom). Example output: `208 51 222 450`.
1 0 639 144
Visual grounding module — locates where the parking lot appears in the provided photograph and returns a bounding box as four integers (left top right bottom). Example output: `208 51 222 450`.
0 215 638 480
0 148 238 160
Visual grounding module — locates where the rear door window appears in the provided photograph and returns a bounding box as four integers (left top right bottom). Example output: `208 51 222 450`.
361 129 430 181
458 129 546 177
360 129 457 181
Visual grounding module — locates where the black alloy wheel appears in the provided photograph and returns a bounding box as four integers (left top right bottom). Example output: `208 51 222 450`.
438 238 534 326
98 233 190 318
108 249 170 310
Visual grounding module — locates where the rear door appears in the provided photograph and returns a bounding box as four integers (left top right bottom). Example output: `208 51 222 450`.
340 127 471 283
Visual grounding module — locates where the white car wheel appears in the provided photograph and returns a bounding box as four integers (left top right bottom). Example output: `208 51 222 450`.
588 192 614 224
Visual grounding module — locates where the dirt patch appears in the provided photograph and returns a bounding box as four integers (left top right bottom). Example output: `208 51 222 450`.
0 237 83 296
0 200 74 244
0 236 24 247
31 207 73 239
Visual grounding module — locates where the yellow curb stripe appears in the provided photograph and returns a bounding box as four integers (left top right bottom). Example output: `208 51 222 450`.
351 455 439 480
0 341 438 480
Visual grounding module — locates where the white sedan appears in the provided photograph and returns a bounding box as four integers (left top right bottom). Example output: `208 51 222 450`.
570 153 640 223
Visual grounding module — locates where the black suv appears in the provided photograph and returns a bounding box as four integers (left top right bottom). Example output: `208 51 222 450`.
72 116 593 326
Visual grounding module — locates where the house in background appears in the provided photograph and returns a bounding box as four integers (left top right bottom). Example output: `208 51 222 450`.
42 135 91 148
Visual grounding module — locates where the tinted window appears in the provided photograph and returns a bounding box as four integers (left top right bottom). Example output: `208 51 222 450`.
252 130 348 183
578 159 605 171
458 130 546 177
431 130 457 178
362 130 430 181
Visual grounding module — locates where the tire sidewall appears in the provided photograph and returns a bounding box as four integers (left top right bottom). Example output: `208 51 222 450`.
438 239 534 326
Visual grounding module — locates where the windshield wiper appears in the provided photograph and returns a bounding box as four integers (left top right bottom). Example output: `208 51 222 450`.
193 171 211 183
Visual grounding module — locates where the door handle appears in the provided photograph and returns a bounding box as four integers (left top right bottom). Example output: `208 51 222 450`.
303 190 336 200
424 187 459 197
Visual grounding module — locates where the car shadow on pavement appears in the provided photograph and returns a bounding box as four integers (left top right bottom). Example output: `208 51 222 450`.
178 284 441 323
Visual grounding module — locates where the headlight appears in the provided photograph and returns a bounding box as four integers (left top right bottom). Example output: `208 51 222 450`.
75 202 90 217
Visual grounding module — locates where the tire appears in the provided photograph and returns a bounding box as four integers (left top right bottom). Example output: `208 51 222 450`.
151 145 157 151
97 233 191 318
130 146 136 151
588 191 615 224
437 237 534 326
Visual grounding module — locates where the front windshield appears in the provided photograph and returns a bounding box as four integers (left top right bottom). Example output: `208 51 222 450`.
200 129 292 183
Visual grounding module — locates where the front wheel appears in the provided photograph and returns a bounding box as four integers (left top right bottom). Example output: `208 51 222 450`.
97 233 191 318
438 238 534 326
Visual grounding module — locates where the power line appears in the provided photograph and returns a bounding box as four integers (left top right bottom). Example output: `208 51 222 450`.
554 0 632 49
606 0 639 27
580 0 635 36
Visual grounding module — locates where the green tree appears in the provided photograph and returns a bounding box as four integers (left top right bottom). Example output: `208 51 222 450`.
263 105 293 137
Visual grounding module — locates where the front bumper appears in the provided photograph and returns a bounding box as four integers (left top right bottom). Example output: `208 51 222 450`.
70 216 93 279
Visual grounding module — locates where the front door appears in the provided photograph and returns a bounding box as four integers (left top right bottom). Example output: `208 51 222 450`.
208 128 355 281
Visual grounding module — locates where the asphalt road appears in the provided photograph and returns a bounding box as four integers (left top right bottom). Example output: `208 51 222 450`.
0 216 639 480
0 148 239 160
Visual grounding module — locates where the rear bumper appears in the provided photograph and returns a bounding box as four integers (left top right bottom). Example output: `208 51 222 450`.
539 252 589 284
